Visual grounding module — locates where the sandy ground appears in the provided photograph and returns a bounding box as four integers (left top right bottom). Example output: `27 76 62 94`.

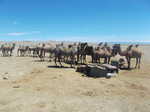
0 44 150 112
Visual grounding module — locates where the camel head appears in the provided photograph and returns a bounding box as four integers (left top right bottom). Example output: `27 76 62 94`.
42 43 45 47
77 42 88 54
60 42 64 46
73 42 77 46
135 44 139 48
80 42 88 50
68 44 73 48
98 42 103 46
127 45 133 51
12 43 16 49
112 44 121 56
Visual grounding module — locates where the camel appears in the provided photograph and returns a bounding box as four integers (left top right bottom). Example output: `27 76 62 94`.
64 43 78 67
77 42 113 64
36 43 46 61
1 43 15 56
77 42 94 64
112 44 142 69
54 43 78 68
93 43 112 64
28 43 42 57
28 46 38 57
42 43 56 61
17 45 29 56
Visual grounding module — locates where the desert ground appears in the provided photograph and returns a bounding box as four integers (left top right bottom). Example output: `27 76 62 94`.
0 43 150 112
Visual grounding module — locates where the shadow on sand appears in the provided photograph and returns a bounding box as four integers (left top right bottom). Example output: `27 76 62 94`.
120 67 135 71
47 65 73 69
82 73 111 79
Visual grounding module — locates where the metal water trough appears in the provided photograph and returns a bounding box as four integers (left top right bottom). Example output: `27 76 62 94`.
76 63 118 78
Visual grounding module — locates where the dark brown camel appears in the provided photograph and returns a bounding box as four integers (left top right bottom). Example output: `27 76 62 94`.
17 45 29 56
77 42 94 64
1 43 15 56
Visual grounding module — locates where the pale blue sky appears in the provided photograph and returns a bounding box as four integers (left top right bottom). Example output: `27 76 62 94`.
0 0 150 42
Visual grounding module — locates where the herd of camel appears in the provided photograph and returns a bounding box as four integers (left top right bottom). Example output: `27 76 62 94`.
0 42 142 69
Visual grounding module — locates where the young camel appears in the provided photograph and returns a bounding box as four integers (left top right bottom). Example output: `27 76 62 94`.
112 44 142 69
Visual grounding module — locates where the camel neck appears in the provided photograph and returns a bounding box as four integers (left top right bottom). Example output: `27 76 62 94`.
118 48 123 55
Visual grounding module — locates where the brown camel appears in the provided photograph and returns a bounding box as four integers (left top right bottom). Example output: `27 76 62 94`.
54 42 78 68
93 43 112 64
112 44 142 69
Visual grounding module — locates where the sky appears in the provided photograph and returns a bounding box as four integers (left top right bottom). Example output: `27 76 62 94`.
0 0 150 42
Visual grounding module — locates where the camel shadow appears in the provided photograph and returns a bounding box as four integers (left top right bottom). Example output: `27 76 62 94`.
81 72 113 79
33 60 46 62
120 67 135 71
47 65 72 69
16 56 29 57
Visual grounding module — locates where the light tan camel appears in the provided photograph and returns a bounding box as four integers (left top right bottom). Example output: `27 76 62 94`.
93 43 112 64
112 44 142 69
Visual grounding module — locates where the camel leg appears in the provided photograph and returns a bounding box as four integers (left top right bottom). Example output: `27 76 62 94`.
104 57 107 63
48 53 51 62
78 54 80 64
58 58 63 67
135 58 138 68
10 50 12 56
49 52 52 61
98 57 100 63
91 54 94 63
108 57 111 64
55 57 58 66
70 57 73 68
128 58 131 69
42 51 45 61
73 57 76 68
126 57 130 69
2 50 4 56
17 50 19 56
83 55 86 64
7 50 9 56
138 57 141 69
70 56 75 68
80 55 82 64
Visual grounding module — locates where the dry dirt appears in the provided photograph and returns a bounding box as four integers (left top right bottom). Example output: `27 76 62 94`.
0 44 150 112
